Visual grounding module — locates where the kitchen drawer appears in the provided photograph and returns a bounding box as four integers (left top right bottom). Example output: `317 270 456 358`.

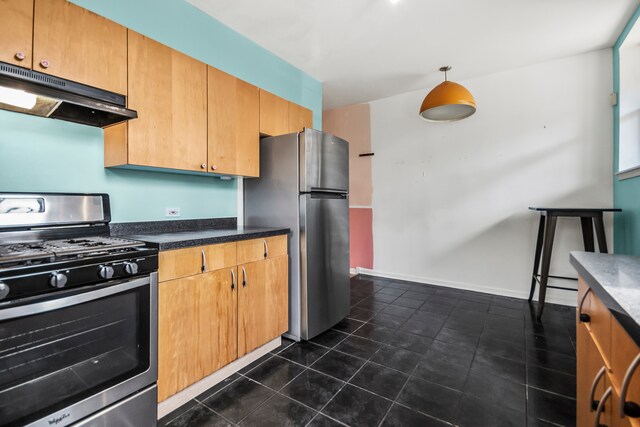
236 235 287 264
158 247 203 282
158 242 237 282
202 242 237 272
578 321 610 427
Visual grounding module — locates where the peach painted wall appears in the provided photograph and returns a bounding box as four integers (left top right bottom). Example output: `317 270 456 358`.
323 104 372 206
323 104 373 269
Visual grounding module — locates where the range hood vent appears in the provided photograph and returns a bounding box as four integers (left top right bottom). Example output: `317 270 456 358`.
0 61 137 128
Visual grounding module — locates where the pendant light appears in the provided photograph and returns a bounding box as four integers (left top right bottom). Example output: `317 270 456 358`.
419 66 476 122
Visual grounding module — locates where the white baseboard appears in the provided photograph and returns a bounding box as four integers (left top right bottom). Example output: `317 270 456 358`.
354 267 577 307
350 268 358 276
157 337 281 419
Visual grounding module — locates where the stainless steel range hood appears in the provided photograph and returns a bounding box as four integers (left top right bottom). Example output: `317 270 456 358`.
0 61 137 128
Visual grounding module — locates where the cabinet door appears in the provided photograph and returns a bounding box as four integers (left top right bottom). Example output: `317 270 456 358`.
158 277 199 402
259 89 289 136
611 317 640 423
289 102 313 132
127 31 207 172
208 67 259 177
33 0 126 93
577 321 609 427
237 260 267 356
197 268 237 378
265 255 289 337
0 0 33 68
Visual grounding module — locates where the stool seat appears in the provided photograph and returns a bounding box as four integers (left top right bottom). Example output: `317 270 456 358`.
527 207 621 320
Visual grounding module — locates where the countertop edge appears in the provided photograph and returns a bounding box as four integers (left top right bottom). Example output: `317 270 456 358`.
570 251 640 348
133 228 290 251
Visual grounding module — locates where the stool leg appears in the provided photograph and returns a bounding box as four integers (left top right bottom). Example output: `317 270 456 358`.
580 217 595 252
594 214 608 253
537 215 557 320
528 215 546 301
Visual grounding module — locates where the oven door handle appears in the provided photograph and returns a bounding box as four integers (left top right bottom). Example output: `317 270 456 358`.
0 276 152 321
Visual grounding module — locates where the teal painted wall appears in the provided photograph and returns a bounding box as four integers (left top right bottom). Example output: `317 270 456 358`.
0 0 322 222
613 5 640 254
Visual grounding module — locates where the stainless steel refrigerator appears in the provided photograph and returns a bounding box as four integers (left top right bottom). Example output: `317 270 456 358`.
244 128 350 341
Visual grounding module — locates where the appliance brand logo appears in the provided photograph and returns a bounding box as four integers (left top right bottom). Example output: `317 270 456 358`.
48 413 70 425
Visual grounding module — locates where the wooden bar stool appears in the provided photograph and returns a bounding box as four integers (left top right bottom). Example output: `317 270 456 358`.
527 207 621 320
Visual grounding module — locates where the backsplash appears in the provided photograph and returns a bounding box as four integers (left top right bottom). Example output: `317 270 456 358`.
0 111 237 222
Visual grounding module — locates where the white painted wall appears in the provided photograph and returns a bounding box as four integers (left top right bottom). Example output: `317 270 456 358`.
368 50 614 305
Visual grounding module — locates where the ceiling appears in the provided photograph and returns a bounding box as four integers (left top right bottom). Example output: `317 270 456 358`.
187 0 639 110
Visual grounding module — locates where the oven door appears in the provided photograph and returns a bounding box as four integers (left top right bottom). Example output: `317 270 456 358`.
0 273 157 427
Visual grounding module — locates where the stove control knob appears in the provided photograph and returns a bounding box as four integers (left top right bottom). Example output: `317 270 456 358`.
124 262 139 275
49 272 67 288
0 282 9 299
98 265 115 280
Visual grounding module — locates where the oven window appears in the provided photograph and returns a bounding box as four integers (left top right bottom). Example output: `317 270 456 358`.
0 285 151 426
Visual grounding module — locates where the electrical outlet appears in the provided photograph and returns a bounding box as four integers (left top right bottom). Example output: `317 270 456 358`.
165 208 180 217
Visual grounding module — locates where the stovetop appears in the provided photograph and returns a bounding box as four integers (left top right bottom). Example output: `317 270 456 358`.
0 236 145 264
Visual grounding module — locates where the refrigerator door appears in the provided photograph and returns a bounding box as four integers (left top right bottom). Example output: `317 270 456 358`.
299 129 349 193
299 193 350 340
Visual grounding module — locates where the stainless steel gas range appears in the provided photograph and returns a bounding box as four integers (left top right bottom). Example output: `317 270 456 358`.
0 193 158 427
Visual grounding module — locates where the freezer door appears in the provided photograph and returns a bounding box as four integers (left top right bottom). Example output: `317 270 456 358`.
299 193 350 340
299 129 349 193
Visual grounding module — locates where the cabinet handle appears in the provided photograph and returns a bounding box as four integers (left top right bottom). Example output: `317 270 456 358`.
201 250 207 273
14 52 25 61
264 239 268 258
595 386 612 427
579 287 592 323
40 59 50 69
200 163 206 169
620 352 640 418
589 366 607 411
231 269 236 290
242 266 247 287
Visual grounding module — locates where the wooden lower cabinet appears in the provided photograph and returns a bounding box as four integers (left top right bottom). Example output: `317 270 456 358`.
158 276 199 401
158 238 288 402
197 267 238 379
577 275 640 427
238 255 288 357
577 321 609 427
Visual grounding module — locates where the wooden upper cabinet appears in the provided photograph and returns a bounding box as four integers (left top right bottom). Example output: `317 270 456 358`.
289 102 313 133
208 67 260 177
126 31 207 172
0 0 33 68
33 0 126 93
259 89 290 136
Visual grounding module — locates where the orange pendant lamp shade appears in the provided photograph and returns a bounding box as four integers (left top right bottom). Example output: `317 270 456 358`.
419 66 476 122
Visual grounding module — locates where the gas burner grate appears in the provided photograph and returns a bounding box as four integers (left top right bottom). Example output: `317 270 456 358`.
0 236 145 264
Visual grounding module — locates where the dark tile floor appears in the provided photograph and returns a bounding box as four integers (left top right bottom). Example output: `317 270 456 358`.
159 275 577 427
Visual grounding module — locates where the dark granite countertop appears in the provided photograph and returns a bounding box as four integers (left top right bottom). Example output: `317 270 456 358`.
570 251 640 347
109 218 289 250
123 227 290 250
